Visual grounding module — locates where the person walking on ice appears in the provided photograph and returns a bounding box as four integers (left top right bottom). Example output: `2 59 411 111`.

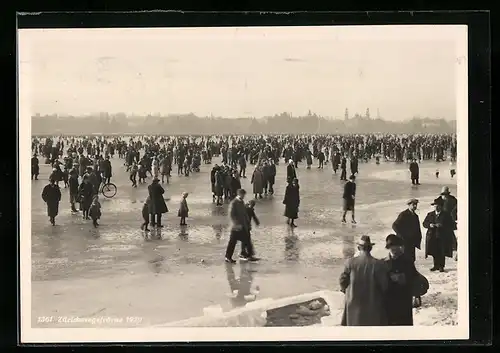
342 175 357 224
89 195 102 228
178 192 189 226
140 196 151 232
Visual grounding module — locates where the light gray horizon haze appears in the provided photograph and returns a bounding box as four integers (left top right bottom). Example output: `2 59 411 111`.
19 26 465 121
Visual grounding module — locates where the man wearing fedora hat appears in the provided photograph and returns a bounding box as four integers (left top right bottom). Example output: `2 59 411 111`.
339 235 389 326
440 186 457 223
440 186 458 260
422 197 457 272
392 198 423 307
392 198 422 263
383 234 419 325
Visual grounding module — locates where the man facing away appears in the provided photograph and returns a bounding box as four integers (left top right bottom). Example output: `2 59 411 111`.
339 235 389 326
440 186 457 224
409 159 420 185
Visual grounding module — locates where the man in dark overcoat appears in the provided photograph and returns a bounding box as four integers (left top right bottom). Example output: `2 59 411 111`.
268 159 276 195
340 155 347 181
41 179 62 226
391 198 422 263
261 161 271 195
341 175 357 224
383 234 419 326
422 197 457 272
225 189 251 264
332 151 341 174
440 186 458 259
409 159 420 185
101 156 113 184
339 235 389 326
68 169 80 213
31 154 40 180
392 198 423 307
350 154 359 175
148 177 168 228
238 154 247 178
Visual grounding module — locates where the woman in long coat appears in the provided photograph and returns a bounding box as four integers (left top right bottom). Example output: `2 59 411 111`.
251 166 264 199
41 179 62 226
148 178 169 228
283 178 300 227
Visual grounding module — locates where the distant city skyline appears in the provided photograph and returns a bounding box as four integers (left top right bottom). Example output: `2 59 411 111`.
19 26 466 121
30 109 453 121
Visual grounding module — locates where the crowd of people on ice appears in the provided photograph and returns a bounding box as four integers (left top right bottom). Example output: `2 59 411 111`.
33 132 458 326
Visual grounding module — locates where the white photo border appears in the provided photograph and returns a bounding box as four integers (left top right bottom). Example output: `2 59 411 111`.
18 24 469 343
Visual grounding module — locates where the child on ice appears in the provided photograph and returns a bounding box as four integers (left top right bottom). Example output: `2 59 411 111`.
89 194 102 227
450 162 456 178
141 196 151 232
178 192 189 226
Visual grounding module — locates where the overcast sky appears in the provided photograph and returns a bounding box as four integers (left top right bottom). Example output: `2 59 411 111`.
18 25 466 120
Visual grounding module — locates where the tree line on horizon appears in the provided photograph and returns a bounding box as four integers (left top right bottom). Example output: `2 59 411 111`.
31 111 456 136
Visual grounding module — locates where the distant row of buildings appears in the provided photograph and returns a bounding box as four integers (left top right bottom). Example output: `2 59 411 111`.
31 113 456 136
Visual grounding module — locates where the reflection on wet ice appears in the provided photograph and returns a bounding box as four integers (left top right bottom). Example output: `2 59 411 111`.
211 204 227 217
148 254 166 274
144 228 163 240
284 228 300 261
212 223 225 241
225 262 258 308
342 234 355 259
178 226 188 241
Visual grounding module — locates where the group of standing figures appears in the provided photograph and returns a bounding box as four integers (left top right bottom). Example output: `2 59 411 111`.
41 167 104 227
339 187 457 326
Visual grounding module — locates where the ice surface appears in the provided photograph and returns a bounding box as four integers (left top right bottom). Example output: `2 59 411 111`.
30 157 458 327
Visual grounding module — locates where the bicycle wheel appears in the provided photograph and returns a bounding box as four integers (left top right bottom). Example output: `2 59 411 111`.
101 183 117 198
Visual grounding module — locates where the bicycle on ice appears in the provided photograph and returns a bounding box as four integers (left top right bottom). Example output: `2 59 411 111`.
99 180 118 198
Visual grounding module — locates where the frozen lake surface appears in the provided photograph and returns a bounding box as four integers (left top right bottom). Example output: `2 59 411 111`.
30 156 457 327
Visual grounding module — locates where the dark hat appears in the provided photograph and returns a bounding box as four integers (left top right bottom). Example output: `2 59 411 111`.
357 235 375 247
407 198 419 205
385 234 404 249
431 197 444 206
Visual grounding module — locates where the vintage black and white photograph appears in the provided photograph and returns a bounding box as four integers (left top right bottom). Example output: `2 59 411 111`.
19 24 469 342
